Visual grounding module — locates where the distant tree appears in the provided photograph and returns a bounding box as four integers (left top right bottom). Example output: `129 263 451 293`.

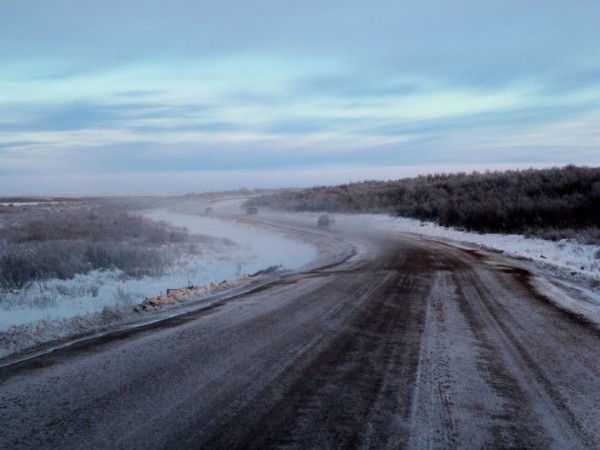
245 166 600 241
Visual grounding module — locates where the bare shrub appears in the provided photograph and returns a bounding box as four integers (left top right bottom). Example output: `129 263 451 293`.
55 284 71 296
0 291 57 309
113 286 135 311
89 284 100 297
248 165 600 243
0 201 204 291
84 245 117 271
30 293 58 309
0 253 37 291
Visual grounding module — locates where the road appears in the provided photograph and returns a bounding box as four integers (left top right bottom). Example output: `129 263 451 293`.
1 223 600 449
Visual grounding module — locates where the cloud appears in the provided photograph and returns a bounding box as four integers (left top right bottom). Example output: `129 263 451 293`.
1 162 588 196
114 89 167 98
293 74 421 99
1 1 600 193
3 1 599 81
0 99 218 133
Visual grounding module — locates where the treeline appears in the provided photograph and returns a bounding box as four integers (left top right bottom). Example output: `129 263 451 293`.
0 203 200 292
246 165 600 241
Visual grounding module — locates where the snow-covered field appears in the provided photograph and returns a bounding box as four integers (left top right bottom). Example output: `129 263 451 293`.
0 211 316 328
0 205 318 356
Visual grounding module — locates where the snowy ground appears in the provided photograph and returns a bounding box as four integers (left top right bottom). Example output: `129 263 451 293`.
0 204 317 352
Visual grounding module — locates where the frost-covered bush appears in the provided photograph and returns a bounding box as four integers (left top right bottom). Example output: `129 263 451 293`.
248 165 600 242
113 286 134 311
89 284 100 297
0 290 58 309
0 253 37 291
0 200 206 293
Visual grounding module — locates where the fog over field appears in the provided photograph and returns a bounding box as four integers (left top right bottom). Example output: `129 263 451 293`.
0 195 320 355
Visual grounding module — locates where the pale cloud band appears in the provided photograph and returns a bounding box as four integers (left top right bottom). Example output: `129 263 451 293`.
0 163 572 196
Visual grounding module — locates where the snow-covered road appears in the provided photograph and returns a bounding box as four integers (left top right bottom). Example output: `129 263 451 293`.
2 217 600 449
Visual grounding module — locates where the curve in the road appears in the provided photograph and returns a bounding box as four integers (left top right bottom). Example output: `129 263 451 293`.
1 227 599 449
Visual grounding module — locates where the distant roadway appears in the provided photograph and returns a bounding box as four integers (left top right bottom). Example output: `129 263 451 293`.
1 217 599 449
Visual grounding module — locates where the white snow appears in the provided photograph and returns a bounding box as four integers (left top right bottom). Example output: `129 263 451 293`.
530 276 600 326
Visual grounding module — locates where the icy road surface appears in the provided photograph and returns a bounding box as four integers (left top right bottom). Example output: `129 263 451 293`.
1 219 600 449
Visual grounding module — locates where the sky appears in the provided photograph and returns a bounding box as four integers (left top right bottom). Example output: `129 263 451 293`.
1 0 600 195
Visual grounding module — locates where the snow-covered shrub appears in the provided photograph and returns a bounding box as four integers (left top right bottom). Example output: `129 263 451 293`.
0 200 208 292
0 253 37 291
247 165 600 242
55 283 71 296
29 293 57 309
113 286 135 311
89 284 100 297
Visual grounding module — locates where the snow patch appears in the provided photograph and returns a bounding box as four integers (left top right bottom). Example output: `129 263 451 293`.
530 276 600 328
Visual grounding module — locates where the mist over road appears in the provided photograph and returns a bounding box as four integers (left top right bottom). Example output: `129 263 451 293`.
1 219 599 449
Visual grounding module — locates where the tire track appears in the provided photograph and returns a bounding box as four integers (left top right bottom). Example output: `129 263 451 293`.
2 233 600 449
195 245 434 449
